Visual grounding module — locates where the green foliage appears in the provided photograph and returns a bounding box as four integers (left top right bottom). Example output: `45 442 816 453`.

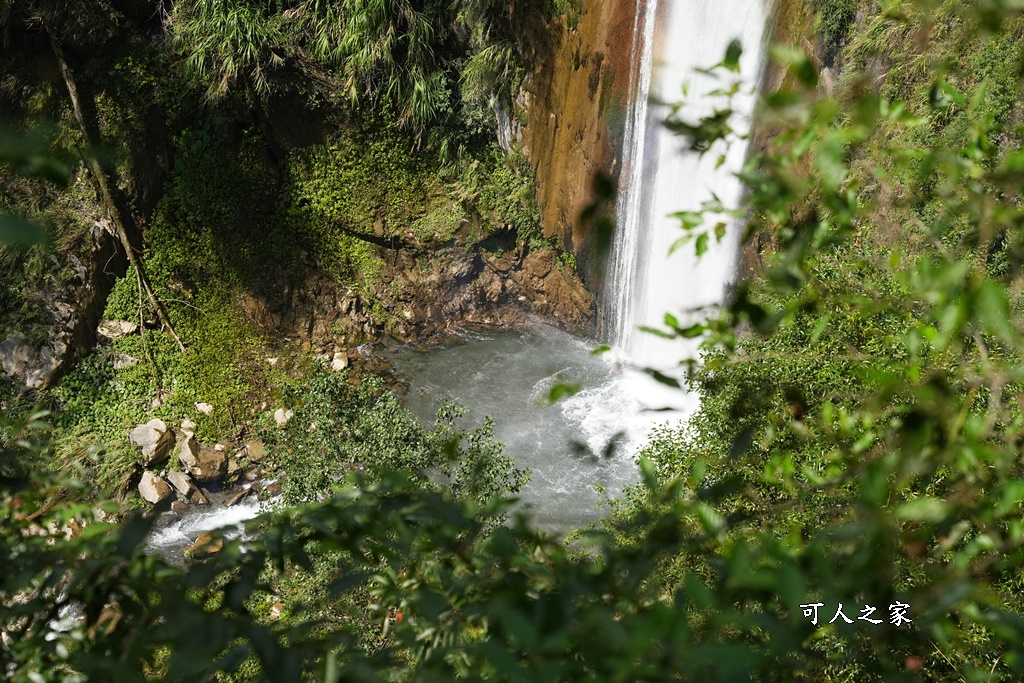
286 134 543 287
611 3 1024 680
460 148 543 243
260 368 528 507
813 0 856 65
14 1 1024 682
283 132 447 289
169 0 285 101
167 0 572 151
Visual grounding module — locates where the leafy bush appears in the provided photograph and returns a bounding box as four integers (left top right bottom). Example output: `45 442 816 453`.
260 368 527 507
814 0 857 66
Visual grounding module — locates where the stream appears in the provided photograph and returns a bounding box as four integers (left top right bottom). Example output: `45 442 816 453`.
145 489 262 564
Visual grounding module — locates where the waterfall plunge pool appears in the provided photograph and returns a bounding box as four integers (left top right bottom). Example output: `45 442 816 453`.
386 323 688 532
141 323 690 561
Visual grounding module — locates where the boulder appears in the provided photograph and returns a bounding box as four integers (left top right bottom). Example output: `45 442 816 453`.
177 436 226 483
0 333 64 390
226 487 253 506
273 408 293 426
191 445 228 483
177 435 200 470
194 402 214 415
97 320 137 341
0 227 123 392
245 439 265 461
1 334 33 378
165 470 210 505
129 419 174 466
138 471 172 505
330 351 348 371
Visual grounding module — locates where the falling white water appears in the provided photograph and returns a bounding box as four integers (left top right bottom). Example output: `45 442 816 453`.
606 0 660 347
607 0 766 411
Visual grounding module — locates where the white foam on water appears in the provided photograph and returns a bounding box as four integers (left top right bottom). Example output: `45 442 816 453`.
146 494 262 562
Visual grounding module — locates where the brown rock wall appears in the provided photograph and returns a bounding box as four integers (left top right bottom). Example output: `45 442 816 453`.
523 0 640 254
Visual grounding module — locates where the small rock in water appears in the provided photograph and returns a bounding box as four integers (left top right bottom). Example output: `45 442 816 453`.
170 500 189 514
260 481 283 499
226 488 253 506
194 402 214 415
138 471 172 505
185 532 223 556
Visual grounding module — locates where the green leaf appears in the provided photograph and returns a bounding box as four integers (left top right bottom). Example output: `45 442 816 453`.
695 232 710 257
896 498 950 523
687 458 708 488
770 45 818 87
723 39 743 72
684 573 716 609
544 381 582 405
975 280 1015 342
639 325 676 340
0 216 47 250
644 368 682 388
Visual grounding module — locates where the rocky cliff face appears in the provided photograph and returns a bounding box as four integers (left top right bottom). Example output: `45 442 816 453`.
236 232 595 353
522 0 639 258
1 221 124 392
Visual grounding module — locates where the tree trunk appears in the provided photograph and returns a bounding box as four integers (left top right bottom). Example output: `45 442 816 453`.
46 27 186 353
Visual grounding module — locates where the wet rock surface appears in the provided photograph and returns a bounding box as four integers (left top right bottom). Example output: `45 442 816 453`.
235 231 595 354
522 0 638 254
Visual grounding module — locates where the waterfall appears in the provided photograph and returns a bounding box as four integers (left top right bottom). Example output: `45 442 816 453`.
606 0 766 386
606 0 660 348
